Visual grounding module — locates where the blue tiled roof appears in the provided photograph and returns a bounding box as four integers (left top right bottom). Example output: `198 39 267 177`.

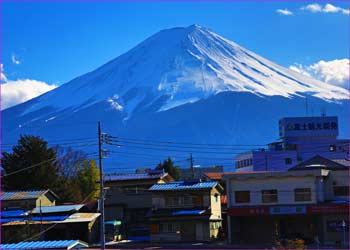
172 210 206 216
149 181 218 191
1 215 69 224
1 190 53 201
1 240 88 249
31 204 84 214
1 210 28 218
31 215 70 221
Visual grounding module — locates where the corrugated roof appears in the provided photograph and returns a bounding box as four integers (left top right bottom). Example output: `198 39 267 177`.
149 181 218 191
1 190 58 201
1 240 88 249
1 210 28 218
31 204 84 214
1 213 100 226
1 215 69 224
104 172 169 182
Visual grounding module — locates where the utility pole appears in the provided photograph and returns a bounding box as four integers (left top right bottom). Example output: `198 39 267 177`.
40 200 43 240
190 153 194 179
98 121 105 250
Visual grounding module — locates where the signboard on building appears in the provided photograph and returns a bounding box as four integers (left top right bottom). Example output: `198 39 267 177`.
227 207 269 216
307 204 349 214
279 116 338 138
270 206 306 215
228 204 349 217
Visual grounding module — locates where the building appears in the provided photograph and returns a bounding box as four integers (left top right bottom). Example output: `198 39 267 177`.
1 240 88 249
103 170 173 239
1 203 100 244
224 156 349 247
204 172 235 240
1 190 58 210
179 166 224 180
149 180 223 242
235 116 349 172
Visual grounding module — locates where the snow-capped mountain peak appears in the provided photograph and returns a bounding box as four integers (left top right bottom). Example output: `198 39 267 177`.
12 25 349 118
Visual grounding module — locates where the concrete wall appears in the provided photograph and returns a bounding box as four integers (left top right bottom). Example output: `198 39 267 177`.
210 189 222 220
228 175 317 206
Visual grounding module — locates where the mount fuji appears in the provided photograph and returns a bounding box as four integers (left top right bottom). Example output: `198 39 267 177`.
3 25 349 171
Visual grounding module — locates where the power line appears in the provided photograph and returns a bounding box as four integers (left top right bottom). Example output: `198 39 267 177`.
3 158 57 177
112 136 266 147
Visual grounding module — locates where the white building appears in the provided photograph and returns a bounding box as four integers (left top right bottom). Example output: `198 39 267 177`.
224 156 349 247
235 116 349 172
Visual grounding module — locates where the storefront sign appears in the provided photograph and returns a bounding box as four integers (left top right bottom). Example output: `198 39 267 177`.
228 207 269 216
307 204 349 214
228 204 349 217
270 206 306 215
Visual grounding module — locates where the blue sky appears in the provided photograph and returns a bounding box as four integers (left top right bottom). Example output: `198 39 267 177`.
1 1 349 108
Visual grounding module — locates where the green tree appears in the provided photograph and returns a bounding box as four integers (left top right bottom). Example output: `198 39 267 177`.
2 135 61 191
75 160 100 203
156 158 180 180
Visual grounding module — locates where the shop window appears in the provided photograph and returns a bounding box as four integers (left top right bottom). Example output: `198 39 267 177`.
285 158 292 165
294 188 311 202
235 191 250 203
333 186 350 196
262 190 278 203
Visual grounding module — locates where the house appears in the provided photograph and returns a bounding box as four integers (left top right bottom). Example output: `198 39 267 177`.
0 240 88 249
224 156 349 247
103 170 173 239
149 180 223 242
1 190 58 210
235 116 349 172
1 204 100 244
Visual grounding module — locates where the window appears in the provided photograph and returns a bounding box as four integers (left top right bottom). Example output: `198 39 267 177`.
294 188 311 202
333 186 349 196
159 223 182 233
166 196 193 207
262 190 278 203
285 158 292 165
235 191 250 203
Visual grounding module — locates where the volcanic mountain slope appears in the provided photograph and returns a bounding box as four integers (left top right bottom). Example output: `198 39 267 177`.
3 25 349 170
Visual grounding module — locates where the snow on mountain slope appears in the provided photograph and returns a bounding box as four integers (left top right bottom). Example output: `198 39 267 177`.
12 24 348 121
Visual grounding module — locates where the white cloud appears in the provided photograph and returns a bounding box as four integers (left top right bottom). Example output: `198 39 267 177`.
301 3 322 13
11 54 21 65
276 9 294 16
1 79 57 109
289 59 350 88
301 3 349 15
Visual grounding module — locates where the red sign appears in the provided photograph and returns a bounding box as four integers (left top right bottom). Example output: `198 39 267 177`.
228 203 349 216
307 204 349 214
228 206 269 216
